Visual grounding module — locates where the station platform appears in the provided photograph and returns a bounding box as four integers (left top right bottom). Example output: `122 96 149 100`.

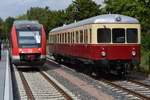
0 50 13 100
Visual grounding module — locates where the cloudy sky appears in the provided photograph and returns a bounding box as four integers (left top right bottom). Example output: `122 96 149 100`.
0 0 103 20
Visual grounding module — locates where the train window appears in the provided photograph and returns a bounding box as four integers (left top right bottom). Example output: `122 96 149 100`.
90 29 92 43
50 35 53 43
84 29 88 43
62 33 64 43
59 33 62 43
57 34 59 43
97 28 111 43
112 28 125 43
56 34 58 43
50 35 51 43
18 31 41 48
127 29 138 43
65 33 67 43
58 34 59 43
68 32 70 43
73 32 74 43
76 31 79 43
80 30 83 43
55 35 56 43
70 32 72 43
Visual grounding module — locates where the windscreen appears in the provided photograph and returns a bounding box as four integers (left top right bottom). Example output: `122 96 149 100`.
97 28 111 43
112 28 125 43
17 31 41 48
127 28 138 43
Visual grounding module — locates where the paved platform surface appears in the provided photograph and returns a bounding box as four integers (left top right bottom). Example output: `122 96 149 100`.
0 50 13 100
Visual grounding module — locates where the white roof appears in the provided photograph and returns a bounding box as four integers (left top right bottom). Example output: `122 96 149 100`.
14 20 40 25
13 20 42 28
50 14 139 32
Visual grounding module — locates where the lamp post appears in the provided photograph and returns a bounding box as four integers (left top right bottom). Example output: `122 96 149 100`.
73 7 78 22
145 0 149 3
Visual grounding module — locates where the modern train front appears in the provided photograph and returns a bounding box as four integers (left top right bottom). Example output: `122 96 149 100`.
10 20 46 66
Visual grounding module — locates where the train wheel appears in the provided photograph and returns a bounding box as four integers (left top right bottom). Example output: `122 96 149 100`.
117 63 130 78
83 64 93 75
76 61 84 72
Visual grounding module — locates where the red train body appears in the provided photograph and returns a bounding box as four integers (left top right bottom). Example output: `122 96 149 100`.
50 44 140 60
49 14 141 75
10 20 46 66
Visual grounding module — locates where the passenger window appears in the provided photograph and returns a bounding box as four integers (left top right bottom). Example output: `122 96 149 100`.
84 29 88 43
62 33 64 43
76 31 79 43
97 28 111 43
57 34 59 43
127 29 138 43
68 32 70 43
112 28 125 43
70 32 72 43
55 35 57 43
90 29 92 43
58 34 60 43
73 32 74 43
64 33 66 43
60 34 61 43
80 30 83 43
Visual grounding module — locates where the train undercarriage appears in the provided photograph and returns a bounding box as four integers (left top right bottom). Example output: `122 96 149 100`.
10 53 46 66
52 53 140 77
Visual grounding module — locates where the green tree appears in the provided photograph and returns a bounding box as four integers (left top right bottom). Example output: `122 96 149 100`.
27 7 52 33
0 18 5 38
4 17 15 38
27 7 66 35
16 14 28 20
65 0 102 23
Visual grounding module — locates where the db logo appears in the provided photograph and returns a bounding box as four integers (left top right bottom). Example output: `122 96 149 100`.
28 49 32 53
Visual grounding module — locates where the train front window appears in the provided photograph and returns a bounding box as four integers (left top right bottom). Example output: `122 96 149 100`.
112 28 125 43
127 28 138 43
97 28 111 43
18 31 41 48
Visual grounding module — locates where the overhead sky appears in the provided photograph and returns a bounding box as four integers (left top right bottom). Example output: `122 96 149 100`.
0 0 103 20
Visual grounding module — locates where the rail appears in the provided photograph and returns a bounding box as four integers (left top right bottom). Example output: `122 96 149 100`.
40 71 73 100
100 79 150 100
18 71 35 100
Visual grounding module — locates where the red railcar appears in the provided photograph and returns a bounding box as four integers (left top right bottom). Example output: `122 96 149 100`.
48 14 140 75
10 20 46 66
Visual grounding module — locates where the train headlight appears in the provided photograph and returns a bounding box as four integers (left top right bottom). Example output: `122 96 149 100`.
132 51 136 56
38 48 41 51
101 51 106 57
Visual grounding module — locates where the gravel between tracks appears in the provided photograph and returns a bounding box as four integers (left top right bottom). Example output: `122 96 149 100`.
45 59 148 100
45 66 98 100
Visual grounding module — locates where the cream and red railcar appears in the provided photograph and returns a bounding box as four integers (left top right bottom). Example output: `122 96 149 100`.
48 14 140 75
10 20 46 66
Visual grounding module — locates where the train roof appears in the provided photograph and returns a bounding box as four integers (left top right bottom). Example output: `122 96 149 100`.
50 14 139 32
13 20 42 28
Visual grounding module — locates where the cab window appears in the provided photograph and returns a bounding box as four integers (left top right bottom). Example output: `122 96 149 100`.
127 28 138 43
112 28 125 43
97 28 111 43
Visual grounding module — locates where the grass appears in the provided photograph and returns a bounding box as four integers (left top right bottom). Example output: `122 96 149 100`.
134 51 150 74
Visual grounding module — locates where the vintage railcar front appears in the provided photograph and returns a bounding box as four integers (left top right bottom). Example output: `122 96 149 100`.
91 15 140 75
10 20 46 66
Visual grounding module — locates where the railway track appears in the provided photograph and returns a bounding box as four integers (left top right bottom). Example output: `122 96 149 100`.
46 56 150 100
14 65 74 100
100 79 150 100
